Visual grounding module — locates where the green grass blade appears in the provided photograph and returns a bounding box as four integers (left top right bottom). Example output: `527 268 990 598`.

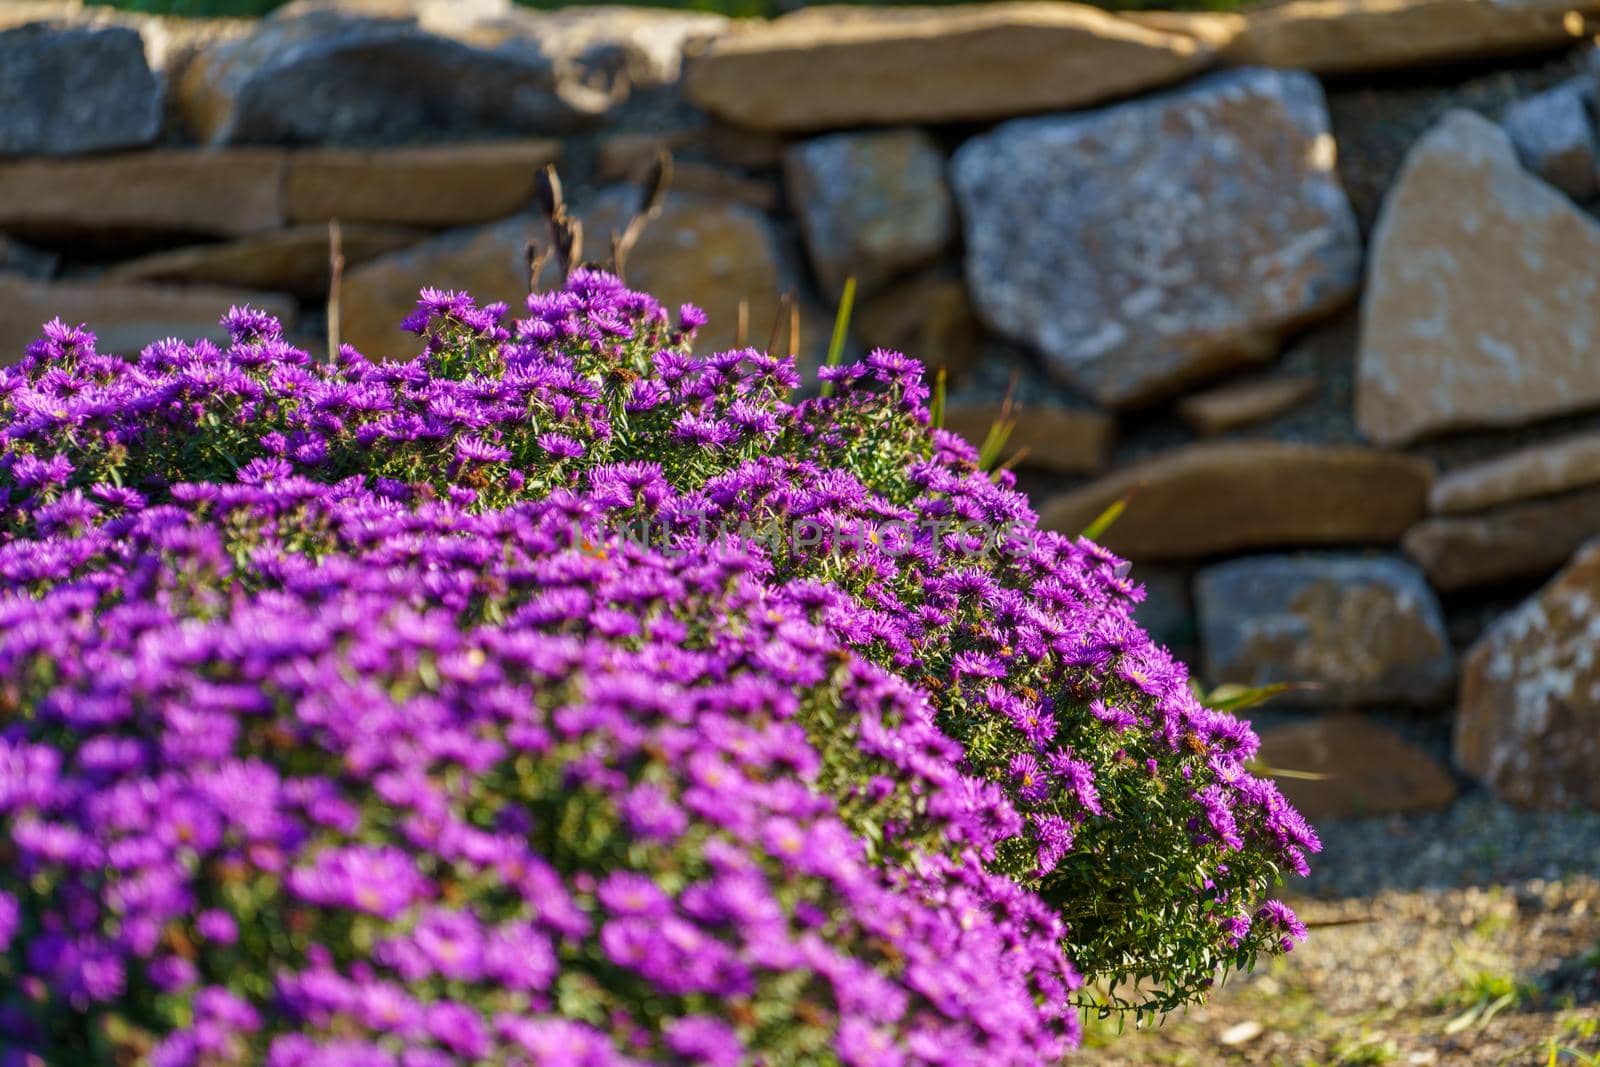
976 415 1016 471
931 368 947 430
818 276 856 398
1079 494 1130 541
1204 681 1300 713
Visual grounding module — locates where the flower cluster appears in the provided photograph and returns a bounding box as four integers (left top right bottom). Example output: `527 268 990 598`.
0 268 1316 1057
0 482 1076 1064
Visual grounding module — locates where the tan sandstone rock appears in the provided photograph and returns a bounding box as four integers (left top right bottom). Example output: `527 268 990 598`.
0 150 285 240
1227 0 1600 75
0 277 295 362
105 225 421 300
1402 485 1600 591
285 141 563 227
1178 377 1319 436
1358 110 1600 445
1259 717 1458 820
1457 538 1600 809
1430 432 1600 514
683 3 1213 131
1039 441 1433 559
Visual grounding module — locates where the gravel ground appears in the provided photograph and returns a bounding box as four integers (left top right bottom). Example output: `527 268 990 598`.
1079 794 1600 1066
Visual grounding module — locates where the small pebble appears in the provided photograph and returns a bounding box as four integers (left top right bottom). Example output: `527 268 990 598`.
1218 1020 1263 1046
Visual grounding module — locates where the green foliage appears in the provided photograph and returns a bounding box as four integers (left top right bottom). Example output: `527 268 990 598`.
10 286 1313 1026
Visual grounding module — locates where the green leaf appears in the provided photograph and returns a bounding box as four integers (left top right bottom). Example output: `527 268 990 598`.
1079 494 1130 541
1203 681 1299 713
818 276 856 398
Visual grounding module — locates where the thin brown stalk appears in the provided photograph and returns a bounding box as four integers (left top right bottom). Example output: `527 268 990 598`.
326 220 345 360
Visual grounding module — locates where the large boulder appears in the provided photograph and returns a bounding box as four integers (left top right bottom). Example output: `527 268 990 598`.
784 128 954 301
176 10 615 146
1196 555 1455 708
0 150 285 241
1430 432 1600 514
0 22 163 156
284 141 563 227
1357 110 1600 444
1257 717 1458 821
1226 0 1600 75
1039 441 1433 558
1402 486 1600 591
683 2 1213 131
0 277 295 363
1457 539 1600 809
953 68 1361 407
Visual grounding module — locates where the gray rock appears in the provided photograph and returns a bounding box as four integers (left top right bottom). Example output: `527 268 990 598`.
0 22 163 156
1196 555 1455 708
176 10 615 147
784 128 953 300
952 67 1361 408
0 236 59 280
1500 79 1598 200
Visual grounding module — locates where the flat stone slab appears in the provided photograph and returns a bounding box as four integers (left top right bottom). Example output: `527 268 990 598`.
1402 485 1600 591
953 68 1361 407
1197 554 1455 708
1040 441 1433 559
1178 377 1319 436
683 2 1213 131
1358 110 1600 444
1258 716 1458 820
1430 432 1600 514
285 141 562 227
1458 538 1600 810
1225 0 1600 76
0 150 285 240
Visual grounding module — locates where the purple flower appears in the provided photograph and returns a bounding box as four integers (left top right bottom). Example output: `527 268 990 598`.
536 432 586 460
287 846 430 920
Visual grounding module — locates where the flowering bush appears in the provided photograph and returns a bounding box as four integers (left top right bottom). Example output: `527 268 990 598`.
0 271 1315 1061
